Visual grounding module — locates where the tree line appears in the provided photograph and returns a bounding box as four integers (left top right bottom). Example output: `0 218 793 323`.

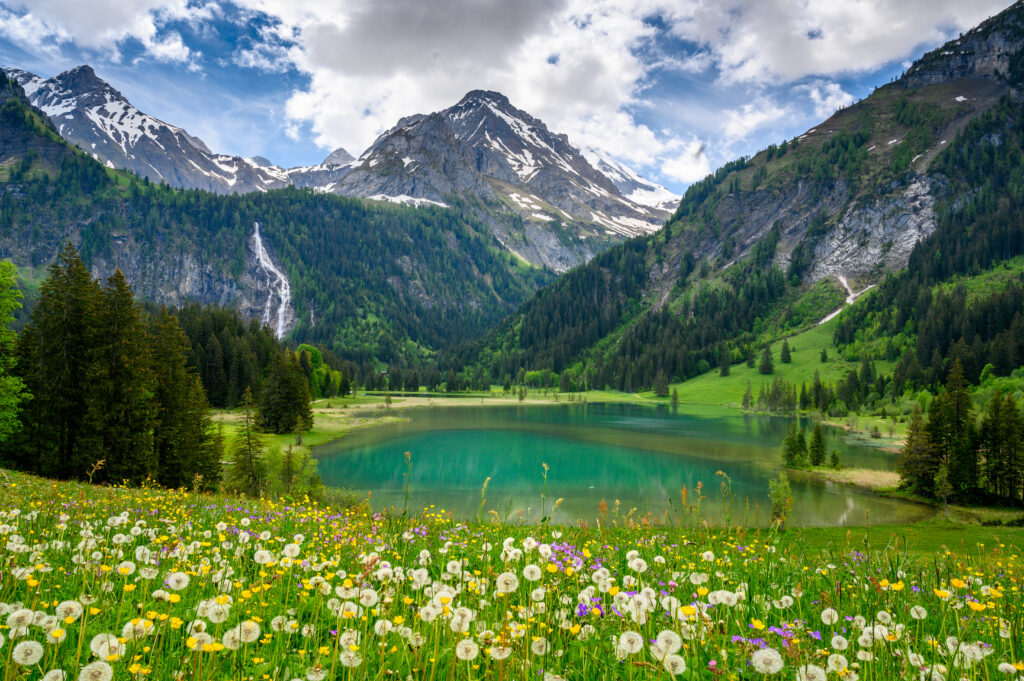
0 245 316 491
899 359 1023 506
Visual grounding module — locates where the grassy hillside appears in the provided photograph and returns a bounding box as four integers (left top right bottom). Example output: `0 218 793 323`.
1 468 1022 680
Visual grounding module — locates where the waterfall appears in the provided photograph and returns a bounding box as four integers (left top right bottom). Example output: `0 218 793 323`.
251 222 292 339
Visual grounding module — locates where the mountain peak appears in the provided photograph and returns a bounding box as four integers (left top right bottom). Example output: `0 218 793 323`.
457 89 510 107
54 64 115 95
322 147 354 165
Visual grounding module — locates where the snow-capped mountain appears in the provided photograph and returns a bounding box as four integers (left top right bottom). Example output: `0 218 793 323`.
8 66 678 270
580 147 680 214
6 65 359 194
331 90 676 269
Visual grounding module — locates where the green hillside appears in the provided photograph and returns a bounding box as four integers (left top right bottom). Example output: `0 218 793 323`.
0 69 551 367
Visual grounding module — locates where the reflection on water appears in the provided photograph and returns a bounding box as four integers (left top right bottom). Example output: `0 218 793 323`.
313 403 930 527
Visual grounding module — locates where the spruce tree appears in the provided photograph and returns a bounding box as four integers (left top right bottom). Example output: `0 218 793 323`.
259 352 313 434
759 345 774 375
780 340 792 364
11 244 101 478
820 348 828 362
719 346 730 376
80 270 155 485
809 423 826 466
229 387 265 497
150 308 221 489
898 406 936 496
653 370 669 397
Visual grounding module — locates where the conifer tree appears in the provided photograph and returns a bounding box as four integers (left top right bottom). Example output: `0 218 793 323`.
809 422 826 466
780 340 792 364
719 345 730 376
258 352 313 434
10 244 100 478
898 406 936 496
759 345 774 375
150 307 221 489
229 387 265 497
80 270 155 485
653 370 669 397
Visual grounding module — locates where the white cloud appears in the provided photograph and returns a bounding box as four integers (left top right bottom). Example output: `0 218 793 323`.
661 139 712 183
799 79 856 119
0 0 202 64
722 98 788 142
668 0 1010 85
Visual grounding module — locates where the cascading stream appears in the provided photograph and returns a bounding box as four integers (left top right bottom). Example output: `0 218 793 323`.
251 221 292 339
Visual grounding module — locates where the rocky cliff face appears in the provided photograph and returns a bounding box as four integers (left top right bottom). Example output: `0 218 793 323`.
901 1 1024 88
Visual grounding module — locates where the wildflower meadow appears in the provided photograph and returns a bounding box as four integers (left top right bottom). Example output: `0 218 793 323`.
0 470 1022 680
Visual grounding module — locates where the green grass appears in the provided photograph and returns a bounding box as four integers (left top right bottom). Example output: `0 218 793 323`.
661 314 887 408
2 468 1023 680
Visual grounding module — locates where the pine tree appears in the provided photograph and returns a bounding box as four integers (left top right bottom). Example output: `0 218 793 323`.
929 359 976 498
742 381 752 409
782 422 807 468
0 261 27 443
9 244 100 478
820 348 828 362
150 308 221 489
258 352 313 434
80 270 155 485
759 345 774 375
229 387 265 497
780 340 791 364
653 370 669 397
809 423 826 466
898 406 936 496
719 345 730 376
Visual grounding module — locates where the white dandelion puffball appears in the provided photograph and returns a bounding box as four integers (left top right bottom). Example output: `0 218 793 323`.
821 607 839 625
910 605 928 620
166 572 190 591
239 620 261 643
455 639 479 661
339 651 362 667
663 654 687 675
531 637 549 655
495 572 519 593
797 664 828 681
616 630 644 655
523 564 542 582
305 666 328 681
750 647 785 674
12 640 43 666
489 645 512 660
78 661 114 681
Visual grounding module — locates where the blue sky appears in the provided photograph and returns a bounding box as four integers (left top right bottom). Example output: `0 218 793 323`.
0 0 1012 193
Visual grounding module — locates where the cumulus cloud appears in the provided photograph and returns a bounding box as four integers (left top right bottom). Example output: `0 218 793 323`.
799 79 856 119
722 98 788 143
668 0 1009 85
0 0 202 64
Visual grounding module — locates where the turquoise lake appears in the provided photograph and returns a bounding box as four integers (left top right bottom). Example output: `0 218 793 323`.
313 403 930 526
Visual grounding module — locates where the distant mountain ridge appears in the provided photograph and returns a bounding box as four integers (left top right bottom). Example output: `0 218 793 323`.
6 65 358 194
5 66 678 270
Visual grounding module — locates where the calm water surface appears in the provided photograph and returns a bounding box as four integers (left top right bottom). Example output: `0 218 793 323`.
314 403 930 526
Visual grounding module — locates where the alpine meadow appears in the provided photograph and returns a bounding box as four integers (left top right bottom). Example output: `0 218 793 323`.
3 2 1024 680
